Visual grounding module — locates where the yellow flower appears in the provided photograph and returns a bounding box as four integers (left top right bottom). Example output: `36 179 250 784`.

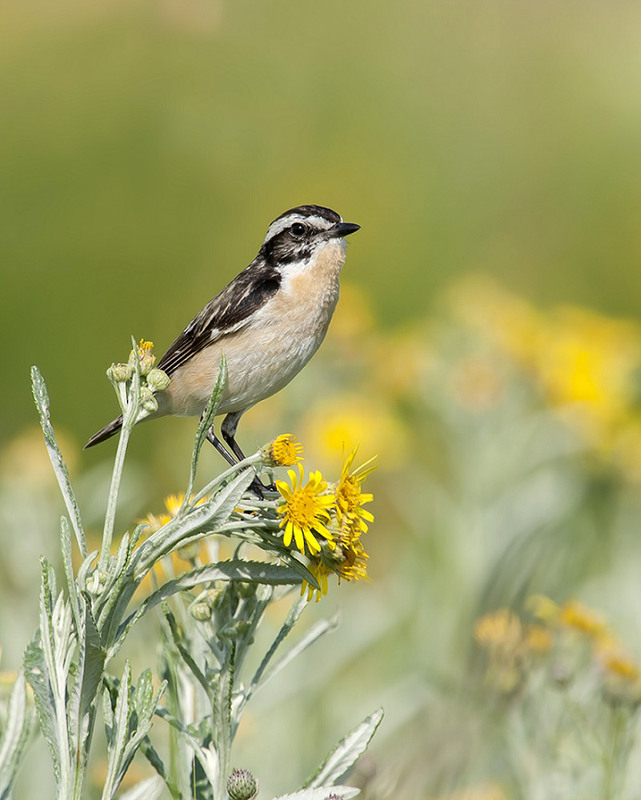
524 624 554 654
301 531 369 602
264 434 303 467
526 594 559 623
129 338 156 375
302 394 408 467
474 609 522 651
334 448 375 536
276 465 335 555
139 492 208 533
558 599 606 638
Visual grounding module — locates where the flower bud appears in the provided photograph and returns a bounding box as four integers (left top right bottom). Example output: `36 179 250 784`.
227 768 258 800
86 569 108 595
235 581 257 599
146 367 171 393
140 386 159 414
107 362 133 383
190 602 212 622
128 340 156 376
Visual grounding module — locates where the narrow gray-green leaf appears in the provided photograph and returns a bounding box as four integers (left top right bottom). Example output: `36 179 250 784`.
23 634 60 781
60 516 81 632
132 466 255 575
256 615 340 699
245 597 307 705
118 776 165 800
273 786 360 800
184 354 227 502
0 673 34 799
31 366 87 558
304 709 383 788
116 560 300 646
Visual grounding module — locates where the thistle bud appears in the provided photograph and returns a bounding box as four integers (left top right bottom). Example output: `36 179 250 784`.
226 768 258 800
106 362 133 383
146 367 171 393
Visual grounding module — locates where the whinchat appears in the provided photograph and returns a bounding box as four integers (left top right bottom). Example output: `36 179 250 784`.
85 204 360 464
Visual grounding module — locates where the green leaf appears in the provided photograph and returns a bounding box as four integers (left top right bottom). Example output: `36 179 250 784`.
23 633 59 782
244 596 308 706
60 516 81 633
31 366 88 558
118 776 165 800
117 560 301 646
184 354 227 502
131 466 256 576
0 673 34 799
303 709 383 788
251 614 340 703
272 787 360 800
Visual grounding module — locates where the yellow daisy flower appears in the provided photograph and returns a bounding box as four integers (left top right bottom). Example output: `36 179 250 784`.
301 522 370 602
264 433 304 467
334 448 375 536
275 464 335 555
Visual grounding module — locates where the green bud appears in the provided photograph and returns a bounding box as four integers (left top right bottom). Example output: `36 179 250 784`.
226 768 258 800
140 386 159 414
236 581 257 599
146 367 171 392
205 586 226 608
107 362 133 383
86 569 108 595
190 602 212 622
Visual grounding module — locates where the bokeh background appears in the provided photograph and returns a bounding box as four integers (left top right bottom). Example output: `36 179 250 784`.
4 1 641 798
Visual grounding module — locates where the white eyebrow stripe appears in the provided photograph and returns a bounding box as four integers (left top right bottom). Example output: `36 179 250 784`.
263 213 342 242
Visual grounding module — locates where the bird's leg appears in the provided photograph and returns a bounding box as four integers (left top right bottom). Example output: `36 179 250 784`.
221 412 247 462
221 412 274 497
206 427 237 466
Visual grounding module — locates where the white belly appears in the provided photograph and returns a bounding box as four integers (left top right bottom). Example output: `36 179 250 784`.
160 273 340 417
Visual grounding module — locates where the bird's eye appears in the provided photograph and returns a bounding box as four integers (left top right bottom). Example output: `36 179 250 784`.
291 222 306 237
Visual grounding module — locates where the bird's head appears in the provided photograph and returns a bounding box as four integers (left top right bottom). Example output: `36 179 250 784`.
260 205 360 270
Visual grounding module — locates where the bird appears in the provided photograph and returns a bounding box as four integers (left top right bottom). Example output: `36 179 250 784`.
85 204 360 466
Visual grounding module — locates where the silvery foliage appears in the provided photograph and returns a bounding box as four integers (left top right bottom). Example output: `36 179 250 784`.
0 348 381 799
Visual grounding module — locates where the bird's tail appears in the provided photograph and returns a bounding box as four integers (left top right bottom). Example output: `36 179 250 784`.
84 415 124 449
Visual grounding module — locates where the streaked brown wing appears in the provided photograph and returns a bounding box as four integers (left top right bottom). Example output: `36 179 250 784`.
158 260 281 376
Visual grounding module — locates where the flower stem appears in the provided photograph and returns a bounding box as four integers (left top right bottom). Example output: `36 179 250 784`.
99 423 132 571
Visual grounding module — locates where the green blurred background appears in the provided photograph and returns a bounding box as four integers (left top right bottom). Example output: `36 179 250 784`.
3 0 641 448
5 1 641 798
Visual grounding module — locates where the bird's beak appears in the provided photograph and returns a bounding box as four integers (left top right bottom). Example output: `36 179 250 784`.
329 221 361 238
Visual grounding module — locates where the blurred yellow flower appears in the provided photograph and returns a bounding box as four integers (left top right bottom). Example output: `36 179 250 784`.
523 624 554 654
558 599 606 638
447 274 544 367
526 594 559 623
536 307 641 442
276 465 335 555
474 608 522 651
302 393 408 467
139 492 208 533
